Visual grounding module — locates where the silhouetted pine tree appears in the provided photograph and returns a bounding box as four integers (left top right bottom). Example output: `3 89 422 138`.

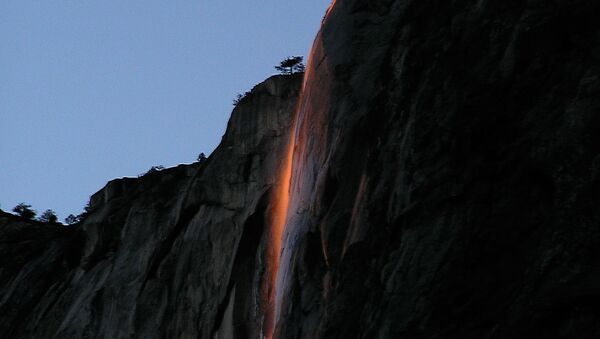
275 56 304 74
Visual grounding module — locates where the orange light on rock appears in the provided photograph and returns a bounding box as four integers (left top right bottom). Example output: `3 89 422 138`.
262 121 296 339
262 2 338 337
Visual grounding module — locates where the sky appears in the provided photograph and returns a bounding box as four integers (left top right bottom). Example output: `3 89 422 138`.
1 1 330 221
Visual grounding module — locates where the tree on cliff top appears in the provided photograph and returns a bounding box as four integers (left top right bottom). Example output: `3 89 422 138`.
275 56 305 75
12 203 36 220
65 214 79 225
233 91 250 106
39 209 58 223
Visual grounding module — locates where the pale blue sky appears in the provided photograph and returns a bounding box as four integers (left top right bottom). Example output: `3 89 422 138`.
1 1 330 220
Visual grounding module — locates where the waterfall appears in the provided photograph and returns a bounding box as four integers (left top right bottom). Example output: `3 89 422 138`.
262 1 338 338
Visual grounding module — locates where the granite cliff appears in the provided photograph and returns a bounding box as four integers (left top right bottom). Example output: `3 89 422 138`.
1 74 303 338
2 0 600 338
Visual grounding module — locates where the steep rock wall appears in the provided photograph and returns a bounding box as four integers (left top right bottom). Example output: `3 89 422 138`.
0 74 302 339
275 0 600 338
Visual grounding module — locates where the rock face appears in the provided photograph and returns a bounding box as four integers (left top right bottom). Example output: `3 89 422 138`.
275 0 600 338
0 74 302 338
2 0 600 338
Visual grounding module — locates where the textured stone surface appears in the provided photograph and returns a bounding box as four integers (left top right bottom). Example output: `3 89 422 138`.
0 74 302 338
275 0 600 338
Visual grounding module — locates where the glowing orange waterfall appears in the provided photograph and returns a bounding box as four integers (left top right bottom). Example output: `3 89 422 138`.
324 0 337 18
262 2 337 338
262 121 296 339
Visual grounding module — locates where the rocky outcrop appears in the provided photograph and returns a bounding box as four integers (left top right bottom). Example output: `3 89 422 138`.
2 0 600 338
275 0 600 338
0 74 302 338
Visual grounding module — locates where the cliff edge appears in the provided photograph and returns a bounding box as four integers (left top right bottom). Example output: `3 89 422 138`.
0 74 302 338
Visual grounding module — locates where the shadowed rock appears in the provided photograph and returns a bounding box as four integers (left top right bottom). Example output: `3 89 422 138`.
0 74 302 338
